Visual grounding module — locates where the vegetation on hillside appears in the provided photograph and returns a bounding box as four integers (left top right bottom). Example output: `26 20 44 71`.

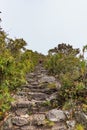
0 14 87 128
0 19 44 119
45 43 87 110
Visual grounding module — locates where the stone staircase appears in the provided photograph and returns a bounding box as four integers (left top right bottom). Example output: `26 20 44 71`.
1 64 74 130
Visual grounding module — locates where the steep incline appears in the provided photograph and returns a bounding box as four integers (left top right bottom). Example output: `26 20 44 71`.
1 64 74 130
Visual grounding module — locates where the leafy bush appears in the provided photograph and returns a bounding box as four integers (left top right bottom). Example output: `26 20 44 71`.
46 43 87 107
0 87 13 119
0 29 42 119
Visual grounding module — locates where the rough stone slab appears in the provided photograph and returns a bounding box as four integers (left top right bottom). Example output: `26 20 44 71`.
28 92 48 100
15 108 28 116
31 114 46 126
51 123 67 130
66 120 76 130
17 91 27 96
17 101 34 108
46 109 66 122
31 82 39 86
12 116 29 126
39 76 56 83
21 126 36 130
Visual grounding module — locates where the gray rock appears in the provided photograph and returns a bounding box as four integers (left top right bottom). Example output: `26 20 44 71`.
66 120 76 130
11 98 31 110
1 115 13 130
64 110 73 119
12 116 29 126
52 123 67 130
32 114 45 126
46 109 66 122
15 108 28 116
75 111 87 128
28 79 35 82
17 101 33 108
46 92 57 101
39 76 56 83
21 124 67 130
31 82 38 86
21 126 36 130
28 92 48 100
17 92 27 97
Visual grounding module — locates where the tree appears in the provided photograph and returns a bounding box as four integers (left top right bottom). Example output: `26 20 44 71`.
48 43 80 56
7 38 27 58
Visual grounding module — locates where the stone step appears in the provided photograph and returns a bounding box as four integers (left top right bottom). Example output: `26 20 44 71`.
11 99 54 113
21 84 46 89
35 69 47 74
19 87 57 95
27 92 49 100
1 65 76 130
26 73 37 78
11 99 46 108
11 100 34 109
30 82 39 86
20 123 67 130
17 91 49 100
1 115 67 130
19 88 43 93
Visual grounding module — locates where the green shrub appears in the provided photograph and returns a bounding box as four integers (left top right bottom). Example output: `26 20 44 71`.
0 86 13 120
46 43 87 107
0 30 42 119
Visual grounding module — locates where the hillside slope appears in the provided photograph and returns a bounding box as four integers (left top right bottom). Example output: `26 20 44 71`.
1 63 87 130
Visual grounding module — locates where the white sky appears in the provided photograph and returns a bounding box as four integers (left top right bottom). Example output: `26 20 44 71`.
0 0 87 54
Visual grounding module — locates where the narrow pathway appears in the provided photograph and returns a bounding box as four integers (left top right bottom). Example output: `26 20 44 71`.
1 64 68 130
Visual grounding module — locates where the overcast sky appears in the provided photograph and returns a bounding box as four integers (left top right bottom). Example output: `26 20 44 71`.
0 0 87 54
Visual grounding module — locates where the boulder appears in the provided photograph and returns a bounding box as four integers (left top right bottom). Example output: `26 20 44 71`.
12 116 29 126
75 111 87 128
32 114 45 126
66 120 76 130
46 109 66 122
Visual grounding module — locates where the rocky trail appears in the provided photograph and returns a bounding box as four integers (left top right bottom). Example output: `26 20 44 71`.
1 64 87 130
